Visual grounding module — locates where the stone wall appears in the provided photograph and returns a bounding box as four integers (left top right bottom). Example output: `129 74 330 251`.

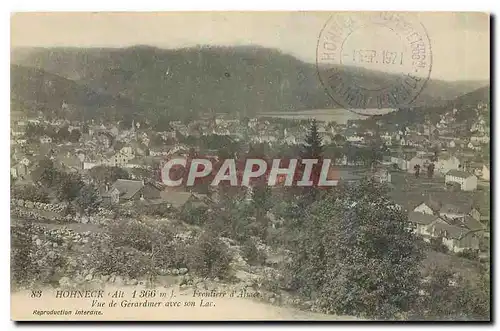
11 199 67 213
10 199 116 225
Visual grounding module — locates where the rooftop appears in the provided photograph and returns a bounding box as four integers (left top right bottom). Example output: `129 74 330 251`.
408 211 440 225
446 170 475 179
112 179 144 200
439 203 472 215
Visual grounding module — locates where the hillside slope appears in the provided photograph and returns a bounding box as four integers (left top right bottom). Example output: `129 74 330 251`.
12 45 488 118
11 64 140 121
371 85 490 127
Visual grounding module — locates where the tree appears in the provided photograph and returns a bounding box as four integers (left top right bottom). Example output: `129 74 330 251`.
366 142 385 167
179 201 209 226
427 163 435 178
187 229 232 279
55 173 84 202
287 180 424 319
414 164 421 178
413 265 490 320
251 180 273 236
89 166 130 185
56 126 71 142
44 126 58 140
241 238 266 265
431 145 440 162
31 158 58 187
333 133 346 145
69 129 81 143
302 120 323 159
74 184 101 215
152 113 173 132
299 120 324 202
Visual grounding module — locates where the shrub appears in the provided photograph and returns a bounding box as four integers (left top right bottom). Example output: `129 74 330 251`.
456 249 479 261
11 223 36 286
106 219 155 252
186 230 232 279
103 219 189 273
241 239 266 266
180 203 209 226
286 181 424 319
11 223 67 287
88 241 153 278
151 223 189 270
74 184 101 215
411 266 490 321
430 237 449 253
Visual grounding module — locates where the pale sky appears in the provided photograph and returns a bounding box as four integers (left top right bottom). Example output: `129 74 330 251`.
11 11 490 81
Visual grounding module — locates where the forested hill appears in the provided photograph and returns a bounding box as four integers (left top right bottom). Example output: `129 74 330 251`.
370 85 490 127
12 45 488 120
11 64 142 121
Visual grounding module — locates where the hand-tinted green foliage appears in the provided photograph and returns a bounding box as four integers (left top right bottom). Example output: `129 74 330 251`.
411 265 490 320
11 223 67 287
186 230 232 279
241 238 266 266
287 180 424 319
88 241 154 279
107 219 156 252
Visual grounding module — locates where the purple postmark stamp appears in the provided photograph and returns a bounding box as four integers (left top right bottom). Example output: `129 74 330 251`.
316 12 433 115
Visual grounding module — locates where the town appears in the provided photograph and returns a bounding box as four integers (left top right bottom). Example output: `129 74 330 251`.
9 10 491 322
11 96 490 257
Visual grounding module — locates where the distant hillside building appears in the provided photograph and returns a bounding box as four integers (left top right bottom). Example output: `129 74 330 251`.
435 155 461 176
107 179 163 203
482 164 490 181
445 170 477 191
408 212 446 241
413 199 442 215
439 203 472 220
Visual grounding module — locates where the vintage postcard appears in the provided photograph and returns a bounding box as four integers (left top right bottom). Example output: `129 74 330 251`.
10 12 490 321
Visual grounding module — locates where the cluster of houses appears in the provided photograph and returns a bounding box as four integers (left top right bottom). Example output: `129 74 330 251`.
409 199 487 253
99 178 207 211
387 151 489 191
11 101 490 254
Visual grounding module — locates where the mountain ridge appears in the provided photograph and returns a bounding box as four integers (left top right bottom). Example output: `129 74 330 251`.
11 45 489 121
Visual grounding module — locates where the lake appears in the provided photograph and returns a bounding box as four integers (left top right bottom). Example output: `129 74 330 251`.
256 109 371 124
